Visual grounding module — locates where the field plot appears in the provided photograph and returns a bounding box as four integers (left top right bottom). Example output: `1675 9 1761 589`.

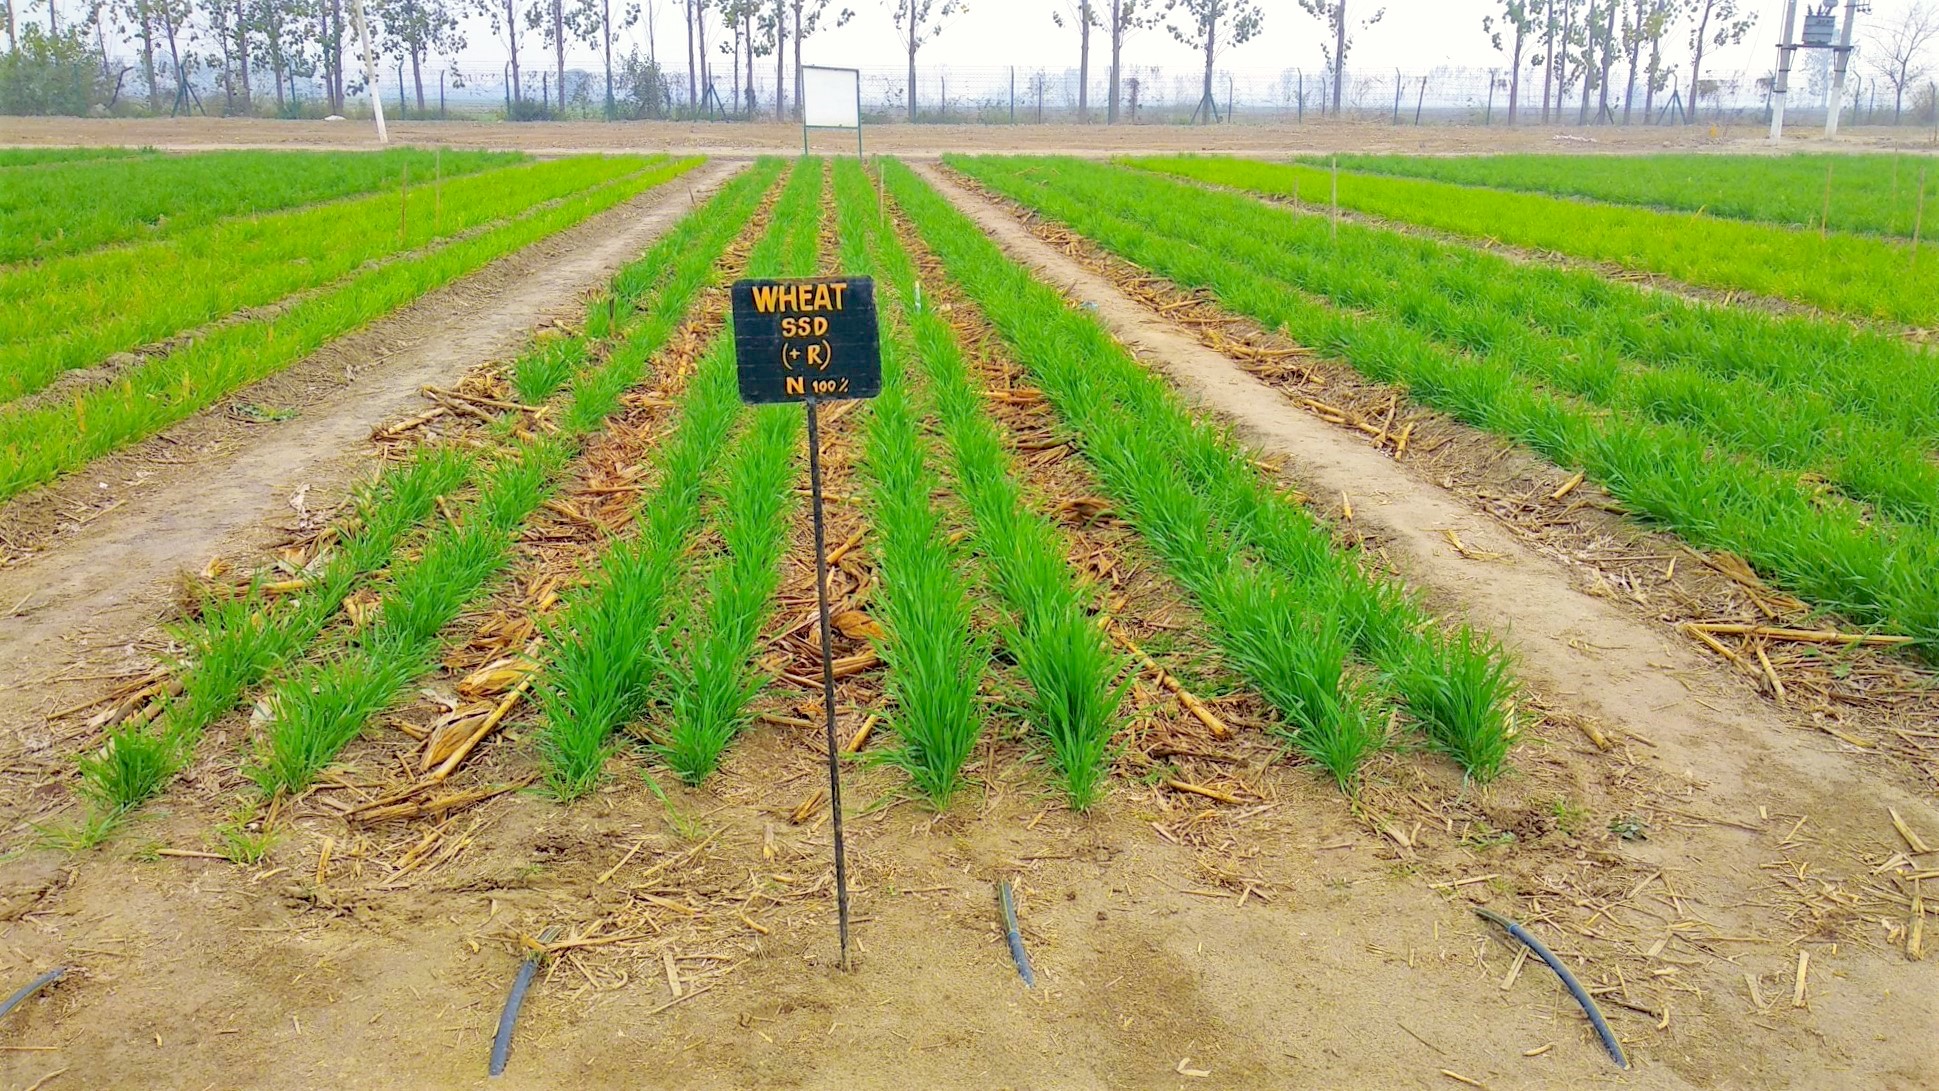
0 147 521 264
0 151 1934 1091
1319 151 1938 237
959 155 1939 653
0 150 696 502
1134 155 1939 327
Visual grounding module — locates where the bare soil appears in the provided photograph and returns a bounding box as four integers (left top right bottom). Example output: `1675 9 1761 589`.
6 115 1936 160
0 152 1932 1091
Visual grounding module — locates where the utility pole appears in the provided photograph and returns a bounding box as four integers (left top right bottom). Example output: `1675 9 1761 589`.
1823 0 1860 138
1769 0 1798 142
347 0 389 143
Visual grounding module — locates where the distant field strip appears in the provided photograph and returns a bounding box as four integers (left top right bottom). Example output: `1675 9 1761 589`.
0 154 650 406
0 146 148 170
1133 156 1939 327
954 155 1939 653
0 147 521 264
1314 152 1937 238
0 156 699 505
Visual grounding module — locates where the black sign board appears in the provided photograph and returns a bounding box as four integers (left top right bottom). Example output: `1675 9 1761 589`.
732 276 882 404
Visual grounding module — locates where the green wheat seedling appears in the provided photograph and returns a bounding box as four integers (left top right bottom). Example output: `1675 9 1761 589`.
832 159 990 806
71 161 784 832
1310 152 1930 238
534 159 808 797
1131 154 1939 326
646 160 827 785
0 157 697 504
949 155 1939 657
881 159 1520 784
654 400 801 784
2 147 521 265
855 163 1126 809
1071 159 1939 529
0 155 672 409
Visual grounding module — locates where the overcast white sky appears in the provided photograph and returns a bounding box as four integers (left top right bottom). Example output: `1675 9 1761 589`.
443 0 1932 85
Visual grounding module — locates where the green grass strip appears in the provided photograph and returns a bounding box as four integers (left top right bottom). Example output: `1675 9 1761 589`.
1312 152 1934 239
650 161 827 786
0 157 699 506
830 158 991 808
535 158 813 797
1134 155 1939 328
72 157 775 830
957 156 1939 655
885 159 1518 784
1 147 521 264
1 155 652 406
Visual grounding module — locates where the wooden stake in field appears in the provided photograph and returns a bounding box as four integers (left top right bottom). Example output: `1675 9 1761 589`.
1913 168 1928 268
1331 155 1340 241
730 274 884 972
1820 162 1833 238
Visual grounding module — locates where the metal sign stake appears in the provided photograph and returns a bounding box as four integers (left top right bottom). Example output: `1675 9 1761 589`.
804 395 852 971
730 274 879 971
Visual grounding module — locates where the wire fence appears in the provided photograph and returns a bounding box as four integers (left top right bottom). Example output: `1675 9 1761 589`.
121 58 1939 130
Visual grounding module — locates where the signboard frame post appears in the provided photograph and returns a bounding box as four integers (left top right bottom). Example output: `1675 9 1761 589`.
732 275 881 971
801 64 865 160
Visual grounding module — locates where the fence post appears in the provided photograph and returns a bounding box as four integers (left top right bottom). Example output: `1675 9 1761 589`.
1010 67 1016 124
1392 69 1402 124
1297 70 1304 123
1414 75 1426 124
440 70 446 119
1227 75 1234 123
1486 69 1496 125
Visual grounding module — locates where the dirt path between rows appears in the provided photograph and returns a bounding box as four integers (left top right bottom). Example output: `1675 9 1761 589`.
0 160 740 743
915 161 1939 1089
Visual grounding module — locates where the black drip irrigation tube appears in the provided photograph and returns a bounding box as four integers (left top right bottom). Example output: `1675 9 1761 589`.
1475 906 1628 1069
489 930 557 1078
997 880 1036 987
0 967 67 1024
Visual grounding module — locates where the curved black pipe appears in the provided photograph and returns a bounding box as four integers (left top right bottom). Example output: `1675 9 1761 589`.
0 968 67 1025
997 880 1036 987
489 950 543 1077
1475 906 1628 1069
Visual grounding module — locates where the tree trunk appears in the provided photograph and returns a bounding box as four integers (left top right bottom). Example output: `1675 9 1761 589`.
1688 0 1710 123
1559 0 1575 121
792 0 802 117
1107 0 1122 123
330 0 346 111
1332 0 1347 113
235 0 250 106
906 0 918 120
508 0 523 104
685 0 696 108
604 0 614 118
774 0 785 119
1077 0 1090 121
1595 1 1615 122
413 48 424 111
698 0 709 113
160 1 184 115
1541 0 1554 122
1508 26 1524 123
554 0 566 115
1622 2 1640 124
1645 32 1659 116
138 8 158 111
1200 7 1216 123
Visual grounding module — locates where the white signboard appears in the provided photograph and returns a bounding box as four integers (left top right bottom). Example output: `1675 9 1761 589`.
802 66 861 130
